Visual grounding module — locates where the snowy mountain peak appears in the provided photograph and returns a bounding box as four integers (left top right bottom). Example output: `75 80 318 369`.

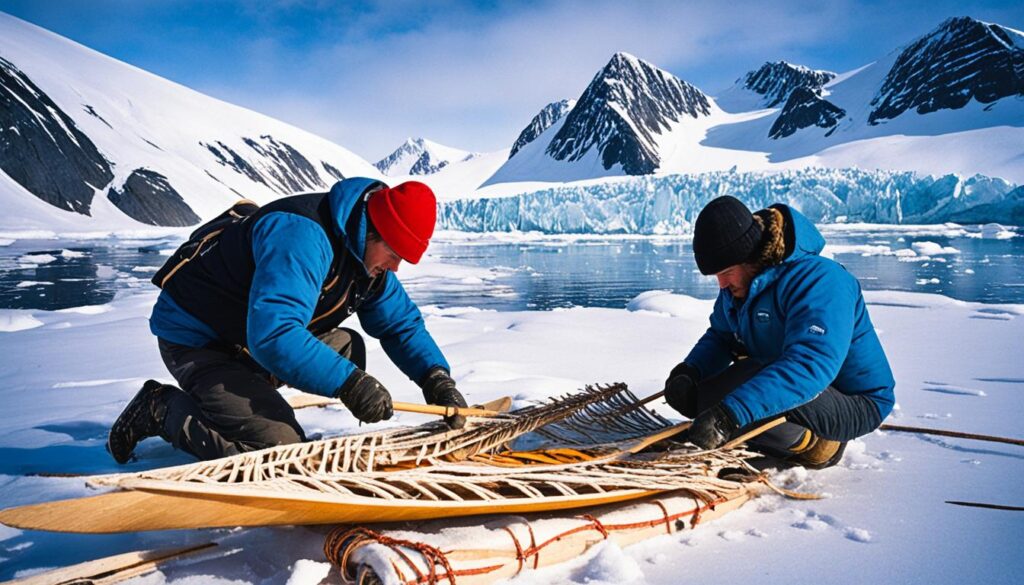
742 61 836 107
869 16 1024 124
374 137 475 176
545 52 712 175
508 99 575 160
0 13 380 230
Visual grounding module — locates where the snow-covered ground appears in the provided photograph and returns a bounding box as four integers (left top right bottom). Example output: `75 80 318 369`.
0 246 1022 584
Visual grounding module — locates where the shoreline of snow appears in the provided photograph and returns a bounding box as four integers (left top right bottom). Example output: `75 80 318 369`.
1 286 1022 583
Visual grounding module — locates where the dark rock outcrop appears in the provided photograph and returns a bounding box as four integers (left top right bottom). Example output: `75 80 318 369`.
203 135 328 194
769 87 847 139
242 135 326 192
107 168 200 226
546 53 712 175
321 161 345 181
203 140 266 185
869 17 1024 124
509 99 574 159
408 151 449 175
743 61 836 107
0 57 113 215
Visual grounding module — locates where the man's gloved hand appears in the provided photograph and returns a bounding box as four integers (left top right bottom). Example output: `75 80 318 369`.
421 367 469 430
663 362 700 417
335 370 394 423
688 405 738 450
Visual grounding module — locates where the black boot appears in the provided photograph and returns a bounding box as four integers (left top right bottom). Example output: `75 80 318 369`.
106 380 176 464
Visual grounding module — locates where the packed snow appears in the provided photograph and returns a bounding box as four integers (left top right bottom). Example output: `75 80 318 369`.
0 244 1022 584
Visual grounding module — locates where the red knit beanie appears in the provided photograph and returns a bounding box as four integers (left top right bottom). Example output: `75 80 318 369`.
366 181 437 264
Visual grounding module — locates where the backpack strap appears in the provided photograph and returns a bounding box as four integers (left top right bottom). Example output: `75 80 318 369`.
152 199 261 289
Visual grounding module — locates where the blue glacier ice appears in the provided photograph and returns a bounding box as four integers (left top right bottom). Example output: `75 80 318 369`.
439 168 1023 233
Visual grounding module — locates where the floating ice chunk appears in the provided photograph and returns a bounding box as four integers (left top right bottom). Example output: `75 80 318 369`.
16 281 52 288
131 266 158 273
59 249 85 259
979 223 1015 240
911 241 960 256
0 311 44 332
0 239 14 246
823 244 894 257
18 253 57 264
915 278 941 285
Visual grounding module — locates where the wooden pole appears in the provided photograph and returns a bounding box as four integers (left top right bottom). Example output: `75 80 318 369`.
286 394 506 417
721 417 787 450
945 501 1024 511
391 401 503 418
880 423 1024 447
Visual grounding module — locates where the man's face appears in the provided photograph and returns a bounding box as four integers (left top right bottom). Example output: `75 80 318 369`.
715 263 759 299
363 238 402 278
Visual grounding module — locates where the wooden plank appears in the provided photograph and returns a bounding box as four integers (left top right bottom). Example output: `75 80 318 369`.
0 485 659 534
3 542 216 585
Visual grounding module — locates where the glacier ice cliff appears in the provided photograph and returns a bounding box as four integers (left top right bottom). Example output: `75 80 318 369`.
439 168 1021 233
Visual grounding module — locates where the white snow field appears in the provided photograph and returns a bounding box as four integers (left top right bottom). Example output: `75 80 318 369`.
0 243 1022 584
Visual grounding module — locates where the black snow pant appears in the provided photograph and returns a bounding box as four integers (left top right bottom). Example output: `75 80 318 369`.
157 328 366 461
685 359 883 456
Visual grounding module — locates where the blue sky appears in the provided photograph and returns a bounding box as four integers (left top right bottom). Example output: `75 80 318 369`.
3 0 1022 161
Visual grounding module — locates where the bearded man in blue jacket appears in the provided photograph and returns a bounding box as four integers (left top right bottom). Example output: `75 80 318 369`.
107 178 467 463
664 196 895 468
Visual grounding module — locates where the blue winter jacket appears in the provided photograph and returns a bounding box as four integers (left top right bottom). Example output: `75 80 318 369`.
150 178 449 397
684 206 895 428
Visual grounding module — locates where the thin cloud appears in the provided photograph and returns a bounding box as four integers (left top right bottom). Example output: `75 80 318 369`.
9 0 1019 159
211 0 856 158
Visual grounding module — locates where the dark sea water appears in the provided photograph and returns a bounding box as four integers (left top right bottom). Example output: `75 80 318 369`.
0 228 1021 312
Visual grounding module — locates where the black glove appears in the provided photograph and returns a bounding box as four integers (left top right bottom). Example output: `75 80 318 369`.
335 370 393 423
421 367 468 430
688 405 738 450
663 362 700 417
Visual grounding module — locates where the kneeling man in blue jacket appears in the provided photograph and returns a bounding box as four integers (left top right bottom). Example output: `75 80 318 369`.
664 196 895 468
108 178 466 463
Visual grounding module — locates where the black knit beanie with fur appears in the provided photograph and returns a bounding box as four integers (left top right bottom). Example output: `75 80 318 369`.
692 196 762 275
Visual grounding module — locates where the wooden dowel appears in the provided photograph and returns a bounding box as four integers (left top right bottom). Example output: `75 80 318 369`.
638 390 666 406
391 401 502 418
721 417 788 450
